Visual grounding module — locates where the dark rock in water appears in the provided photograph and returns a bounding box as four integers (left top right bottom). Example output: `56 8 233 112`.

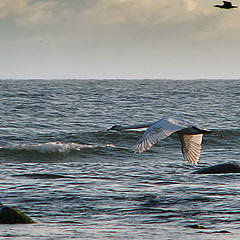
0 206 35 224
192 162 240 174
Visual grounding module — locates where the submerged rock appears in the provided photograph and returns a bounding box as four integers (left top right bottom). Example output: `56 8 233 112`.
0 206 35 224
192 162 240 174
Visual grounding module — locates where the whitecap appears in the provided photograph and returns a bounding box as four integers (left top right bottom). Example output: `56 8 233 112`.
4 142 116 154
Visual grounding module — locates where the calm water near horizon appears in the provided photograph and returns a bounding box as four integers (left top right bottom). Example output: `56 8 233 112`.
0 79 239 239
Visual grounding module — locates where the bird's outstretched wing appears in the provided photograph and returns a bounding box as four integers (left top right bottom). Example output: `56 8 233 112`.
223 1 238 8
133 117 189 153
223 1 232 7
179 134 203 164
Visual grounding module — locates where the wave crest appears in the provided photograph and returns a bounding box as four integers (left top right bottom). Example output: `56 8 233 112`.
0 142 116 154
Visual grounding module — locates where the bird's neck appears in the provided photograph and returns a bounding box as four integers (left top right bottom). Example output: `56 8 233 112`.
118 121 155 130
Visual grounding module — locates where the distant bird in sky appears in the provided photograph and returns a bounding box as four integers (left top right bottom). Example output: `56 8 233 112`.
108 116 214 164
214 1 238 9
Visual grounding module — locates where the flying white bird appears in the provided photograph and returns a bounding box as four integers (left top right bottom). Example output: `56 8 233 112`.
108 116 214 164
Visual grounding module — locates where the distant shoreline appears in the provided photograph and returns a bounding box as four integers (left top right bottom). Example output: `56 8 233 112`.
0 78 240 81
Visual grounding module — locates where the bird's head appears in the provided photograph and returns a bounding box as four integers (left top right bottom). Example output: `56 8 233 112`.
107 125 123 131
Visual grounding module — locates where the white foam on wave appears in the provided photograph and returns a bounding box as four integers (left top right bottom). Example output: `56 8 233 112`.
3 142 116 153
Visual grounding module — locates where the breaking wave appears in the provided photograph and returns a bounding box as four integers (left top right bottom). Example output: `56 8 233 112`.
0 141 117 161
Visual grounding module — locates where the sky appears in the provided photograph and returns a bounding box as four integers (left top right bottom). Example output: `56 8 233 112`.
0 0 240 79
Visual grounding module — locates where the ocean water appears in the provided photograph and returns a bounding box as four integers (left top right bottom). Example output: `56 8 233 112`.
0 79 239 239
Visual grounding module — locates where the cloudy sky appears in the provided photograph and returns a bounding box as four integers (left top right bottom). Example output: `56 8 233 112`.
0 0 239 79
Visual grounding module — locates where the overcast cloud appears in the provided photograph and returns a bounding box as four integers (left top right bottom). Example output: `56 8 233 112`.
0 0 239 79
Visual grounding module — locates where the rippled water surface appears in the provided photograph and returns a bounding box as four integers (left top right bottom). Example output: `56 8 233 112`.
0 79 239 239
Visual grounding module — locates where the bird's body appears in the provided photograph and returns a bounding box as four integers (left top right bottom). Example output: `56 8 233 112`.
214 1 238 9
108 116 214 164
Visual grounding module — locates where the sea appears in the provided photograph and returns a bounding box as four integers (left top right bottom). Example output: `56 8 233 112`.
0 79 239 240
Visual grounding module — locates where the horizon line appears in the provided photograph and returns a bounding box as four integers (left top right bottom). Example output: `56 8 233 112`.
0 78 239 81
